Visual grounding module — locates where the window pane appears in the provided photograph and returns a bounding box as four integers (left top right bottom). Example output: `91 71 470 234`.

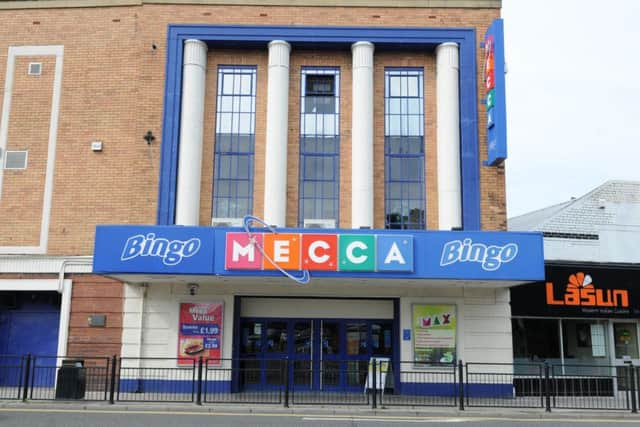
407 98 421 115
346 323 368 356
407 75 419 97
384 68 425 229
512 318 561 360
213 66 256 219
241 321 262 354
389 76 401 97
322 322 340 355
299 68 339 225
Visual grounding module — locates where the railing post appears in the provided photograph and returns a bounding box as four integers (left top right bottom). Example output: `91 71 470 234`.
629 364 637 414
196 356 203 405
371 359 377 409
458 360 464 410
109 355 117 404
544 363 551 413
283 358 289 408
22 354 31 402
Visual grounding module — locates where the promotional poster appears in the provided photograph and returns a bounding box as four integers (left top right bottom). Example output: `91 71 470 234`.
413 304 456 364
177 302 223 366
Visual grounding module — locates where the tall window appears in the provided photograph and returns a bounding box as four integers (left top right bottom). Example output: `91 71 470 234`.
213 66 256 218
384 68 425 229
298 68 340 226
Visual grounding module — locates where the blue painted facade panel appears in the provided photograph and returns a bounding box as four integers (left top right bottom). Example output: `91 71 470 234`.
157 24 482 230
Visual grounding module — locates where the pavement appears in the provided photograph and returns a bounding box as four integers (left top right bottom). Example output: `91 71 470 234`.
1 399 639 421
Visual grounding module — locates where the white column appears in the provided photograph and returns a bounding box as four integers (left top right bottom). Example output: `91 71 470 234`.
436 42 462 230
55 279 72 358
175 39 207 226
263 40 291 227
351 41 375 229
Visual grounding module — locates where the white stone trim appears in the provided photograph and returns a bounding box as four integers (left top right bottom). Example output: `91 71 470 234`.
263 40 291 227
0 278 72 359
57 279 73 358
0 45 64 254
351 41 374 229
435 42 462 231
175 39 207 226
0 256 93 273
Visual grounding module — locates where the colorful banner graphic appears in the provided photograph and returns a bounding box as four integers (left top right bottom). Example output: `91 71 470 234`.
225 232 414 273
413 304 456 364
484 18 507 166
177 302 223 366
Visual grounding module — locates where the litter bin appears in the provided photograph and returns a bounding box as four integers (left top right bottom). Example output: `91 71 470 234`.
55 359 86 399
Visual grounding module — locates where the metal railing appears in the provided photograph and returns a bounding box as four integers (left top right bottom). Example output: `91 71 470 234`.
117 357 196 402
0 354 638 413
0 355 26 400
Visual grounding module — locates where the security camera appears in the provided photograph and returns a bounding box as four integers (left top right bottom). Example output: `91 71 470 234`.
188 283 199 296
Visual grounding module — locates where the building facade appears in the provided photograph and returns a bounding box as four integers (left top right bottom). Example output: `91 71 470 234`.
0 0 543 394
509 181 640 381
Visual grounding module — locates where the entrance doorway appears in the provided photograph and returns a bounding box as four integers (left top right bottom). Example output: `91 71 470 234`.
239 318 393 391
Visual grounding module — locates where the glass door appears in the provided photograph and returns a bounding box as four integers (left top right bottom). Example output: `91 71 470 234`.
291 320 313 390
611 321 640 391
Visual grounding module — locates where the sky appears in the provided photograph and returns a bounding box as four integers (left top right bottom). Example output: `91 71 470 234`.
501 0 640 217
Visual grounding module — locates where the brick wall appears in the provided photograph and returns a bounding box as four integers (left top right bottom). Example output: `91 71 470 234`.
0 3 504 256
67 274 123 357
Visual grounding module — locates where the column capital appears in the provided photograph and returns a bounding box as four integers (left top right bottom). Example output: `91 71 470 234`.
268 40 291 51
183 39 208 68
436 41 458 52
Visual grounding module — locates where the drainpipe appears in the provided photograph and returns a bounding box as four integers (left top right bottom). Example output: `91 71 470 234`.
57 257 92 359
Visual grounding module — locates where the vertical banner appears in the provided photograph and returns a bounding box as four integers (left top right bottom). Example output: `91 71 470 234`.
413 304 456 364
178 302 223 366
483 18 507 166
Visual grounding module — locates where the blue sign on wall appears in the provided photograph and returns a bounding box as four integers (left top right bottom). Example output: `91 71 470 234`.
94 225 544 282
484 18 507 166
93 225 216 275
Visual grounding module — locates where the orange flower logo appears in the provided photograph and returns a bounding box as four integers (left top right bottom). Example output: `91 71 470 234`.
566 272 593 290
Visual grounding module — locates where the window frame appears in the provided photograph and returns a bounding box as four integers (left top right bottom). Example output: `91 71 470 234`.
384 67 426 230
212 65 257 219
298 67 341 226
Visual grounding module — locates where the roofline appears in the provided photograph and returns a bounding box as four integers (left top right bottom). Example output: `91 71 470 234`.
0 0 501 10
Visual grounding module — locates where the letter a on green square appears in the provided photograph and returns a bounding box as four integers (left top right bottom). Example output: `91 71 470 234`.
339 235 375 271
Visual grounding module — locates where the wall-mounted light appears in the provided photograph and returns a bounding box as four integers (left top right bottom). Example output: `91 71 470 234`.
188 283 199 296
144 130 155 145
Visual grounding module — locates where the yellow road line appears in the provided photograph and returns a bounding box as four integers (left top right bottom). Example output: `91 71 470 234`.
0 407 638 423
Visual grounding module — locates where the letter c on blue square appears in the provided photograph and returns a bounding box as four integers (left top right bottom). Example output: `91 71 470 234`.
376 235 414 272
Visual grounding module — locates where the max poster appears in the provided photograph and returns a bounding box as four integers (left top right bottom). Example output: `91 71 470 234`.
413 304 456 364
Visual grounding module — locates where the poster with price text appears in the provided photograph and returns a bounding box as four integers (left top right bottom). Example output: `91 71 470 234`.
178 302 223 366
413 304 456 364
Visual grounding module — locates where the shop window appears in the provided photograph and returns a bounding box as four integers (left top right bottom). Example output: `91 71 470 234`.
613 322 639 359
512 318 561 362
384 68 425 229
561 320 610 369
213 66 256 218
299 67 340 226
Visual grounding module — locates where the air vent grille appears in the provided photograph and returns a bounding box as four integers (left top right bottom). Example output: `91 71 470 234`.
28 62 42 76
